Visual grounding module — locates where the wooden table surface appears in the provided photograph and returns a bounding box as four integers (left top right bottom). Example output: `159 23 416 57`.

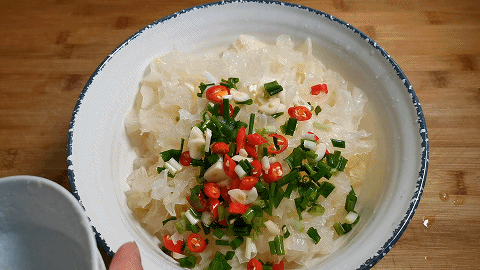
1 0 479 269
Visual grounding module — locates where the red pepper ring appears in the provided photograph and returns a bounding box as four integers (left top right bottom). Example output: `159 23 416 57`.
187 233 207 253
267 133 288 154
164 235 184 254
223 154 237 179
288 106 312 121
246 133 268 145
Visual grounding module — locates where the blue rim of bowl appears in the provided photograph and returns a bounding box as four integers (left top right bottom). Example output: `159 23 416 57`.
67 0 429 268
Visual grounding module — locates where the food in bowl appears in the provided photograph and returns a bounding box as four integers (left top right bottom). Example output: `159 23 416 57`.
124 35 375 269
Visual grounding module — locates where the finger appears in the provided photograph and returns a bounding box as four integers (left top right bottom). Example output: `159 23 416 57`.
109 242 143 270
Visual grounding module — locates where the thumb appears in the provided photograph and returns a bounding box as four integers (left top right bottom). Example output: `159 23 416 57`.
109 242 143 270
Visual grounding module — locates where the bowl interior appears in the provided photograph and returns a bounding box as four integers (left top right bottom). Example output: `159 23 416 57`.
68 1 427 269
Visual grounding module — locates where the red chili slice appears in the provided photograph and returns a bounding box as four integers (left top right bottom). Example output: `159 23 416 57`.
246 133 268 145
220 186 232 204
311 83 328 95
164 235 184 254
244 142 258 159
250 159 263 178
236 126 246 154
238 176 259 191
230 178 241 190
223 154 237 179
247 258 263 270
272 261 285 270
203 182 221 199
212 142 230 155
263 162 283 183
228 202 249 214
209 198 220 219
267 134 288 154
187 233 207 253
206 85 230 103
179 151 192 166
288 106 312 121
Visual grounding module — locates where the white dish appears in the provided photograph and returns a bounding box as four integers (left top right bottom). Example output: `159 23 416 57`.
67 1 428 269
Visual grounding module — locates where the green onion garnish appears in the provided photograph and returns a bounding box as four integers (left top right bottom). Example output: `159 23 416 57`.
274 235 285 255
220 77 239 89
242 208 256 224
229 237 244 250
268 240 277 255
267 182 276 216
271 112 284 119
307 227 321 244
318 181 335 198
162 216 177 226
225 251 235 260
216 240 230 246
331 139 346 148
179 255 197 268
236 99 253 105
333 222 346 236
223 98 230 120
264 80 283 96
213 228 225 239
314 105 322 115
248 113 255 134
337 156 348 171
232 106 241 118
198 82 214 97
308 204 325 216
345 188 357 212
281 117 297 136
238 159 253 174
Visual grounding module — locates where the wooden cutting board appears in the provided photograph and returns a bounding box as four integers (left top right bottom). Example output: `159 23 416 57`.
1 0 479 269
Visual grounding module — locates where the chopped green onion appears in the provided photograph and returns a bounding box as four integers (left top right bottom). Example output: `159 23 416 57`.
236 99 253 105
160 149 181 162
264 80 283 96
267 182 276 216
251 199 266 208
202 223 211 235
162 216 177 226
313 122 331 131
274 235 285 255
345 188 357 212
333 222 346 236
230 237 244 250
174 219 187 234
225 251 235 260
284 146 306 170
242 208 256 224
248 113 255 134
232 106 241 118
283 226 291 239
331 139 346 148
220 77 239 89
218 204 226 222
345 211 359 224
238 159 253 174
314 106 322 115
284 180 298 198
271 112 284 119
307 227 321 244
281 117 297 136
303 163 316 175
179 255 197 268
273 187 285 208
268 240 277 255
342 223 353 233
308 204 325 216
223 98 230 120
198 82 214 97
216 240 230 246
318 181 335 198
213 228 226 239
337 156 348 171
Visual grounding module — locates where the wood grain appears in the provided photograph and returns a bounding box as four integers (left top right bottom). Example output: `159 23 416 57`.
1 0 479 269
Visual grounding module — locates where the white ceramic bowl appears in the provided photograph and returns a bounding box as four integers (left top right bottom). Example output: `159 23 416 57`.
0 175 105 270
67 1 428 269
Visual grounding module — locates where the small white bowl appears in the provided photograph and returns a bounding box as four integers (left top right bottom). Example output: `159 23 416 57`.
0 175 104 270
67 1 428 269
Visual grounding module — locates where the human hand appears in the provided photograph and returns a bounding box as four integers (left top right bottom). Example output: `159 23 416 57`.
109 242 143 270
